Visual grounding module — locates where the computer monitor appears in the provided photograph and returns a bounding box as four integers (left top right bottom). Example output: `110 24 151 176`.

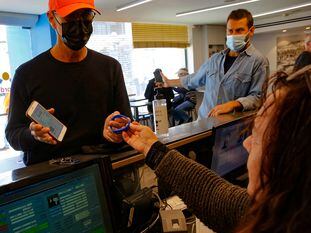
211 116 254 176
0 158 114 233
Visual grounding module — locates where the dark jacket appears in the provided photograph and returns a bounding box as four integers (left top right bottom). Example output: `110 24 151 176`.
172 87 197 107
144 78 174 112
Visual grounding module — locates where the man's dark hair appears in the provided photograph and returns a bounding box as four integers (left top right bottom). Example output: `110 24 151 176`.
227 9 254 29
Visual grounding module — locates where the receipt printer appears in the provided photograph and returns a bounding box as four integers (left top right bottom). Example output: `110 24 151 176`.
160 209 187 233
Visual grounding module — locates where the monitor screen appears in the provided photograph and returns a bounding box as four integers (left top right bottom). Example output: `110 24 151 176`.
0 163 114 233
211 117 253 176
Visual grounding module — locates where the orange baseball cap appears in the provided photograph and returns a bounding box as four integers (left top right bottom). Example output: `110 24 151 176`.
49 0 101 18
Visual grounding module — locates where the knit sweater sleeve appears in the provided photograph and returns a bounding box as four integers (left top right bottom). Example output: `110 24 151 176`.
146 142 250 233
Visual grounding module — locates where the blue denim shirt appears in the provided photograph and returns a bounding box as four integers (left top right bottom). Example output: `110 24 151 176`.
181 44 269 119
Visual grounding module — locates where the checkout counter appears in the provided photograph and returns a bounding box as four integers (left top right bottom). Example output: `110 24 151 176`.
112 110 254 172
0 111 255 233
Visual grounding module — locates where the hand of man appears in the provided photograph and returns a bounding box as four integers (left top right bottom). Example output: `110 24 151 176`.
208 101 242 117
161 71 182 87
122 123 158 156
29 108 57 145
160 72 170 88
103 111 124 143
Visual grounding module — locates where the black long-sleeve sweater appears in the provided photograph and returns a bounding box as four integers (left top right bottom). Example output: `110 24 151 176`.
146 142 250 233
5 49 132 165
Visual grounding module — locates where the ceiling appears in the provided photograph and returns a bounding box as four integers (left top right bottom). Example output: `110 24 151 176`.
0 0 310 25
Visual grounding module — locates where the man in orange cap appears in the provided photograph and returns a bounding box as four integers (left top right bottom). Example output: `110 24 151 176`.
48 0 100 51
6 0 132 165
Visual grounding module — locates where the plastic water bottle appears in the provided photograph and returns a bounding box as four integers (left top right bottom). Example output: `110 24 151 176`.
152 98 169 137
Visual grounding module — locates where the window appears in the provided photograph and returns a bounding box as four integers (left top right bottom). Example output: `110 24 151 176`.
0 25 32 153
87 22 186 97
131 48 186 96
0 25 32 113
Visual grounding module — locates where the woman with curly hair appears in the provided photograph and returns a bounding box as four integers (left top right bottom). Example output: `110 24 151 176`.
122 65 311 233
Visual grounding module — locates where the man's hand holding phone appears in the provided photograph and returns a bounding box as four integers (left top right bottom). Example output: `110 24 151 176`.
29 108 57 145
26 101 67 144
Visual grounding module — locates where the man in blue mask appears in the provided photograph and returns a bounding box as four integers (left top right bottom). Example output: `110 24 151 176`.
162 9 269 119
6 0 132 165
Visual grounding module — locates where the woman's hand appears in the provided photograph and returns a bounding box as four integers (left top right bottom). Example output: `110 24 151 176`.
122 123 158 156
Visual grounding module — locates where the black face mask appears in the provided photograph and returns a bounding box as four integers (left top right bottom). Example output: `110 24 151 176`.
61 20 93 51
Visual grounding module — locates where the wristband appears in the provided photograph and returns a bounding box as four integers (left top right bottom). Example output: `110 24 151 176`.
110 114 131 134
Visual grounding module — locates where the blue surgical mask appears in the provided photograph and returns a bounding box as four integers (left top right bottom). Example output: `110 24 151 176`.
226 33 250 52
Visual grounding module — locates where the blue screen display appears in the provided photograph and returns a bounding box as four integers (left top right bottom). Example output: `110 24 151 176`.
0 164 113 233
32 104 64 138
211 118 253 176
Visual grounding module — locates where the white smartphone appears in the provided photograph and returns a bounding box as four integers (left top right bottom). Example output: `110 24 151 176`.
26 100 67 142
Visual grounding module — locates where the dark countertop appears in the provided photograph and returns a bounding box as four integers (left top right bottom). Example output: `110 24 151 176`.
0 111 256 188
163 110 255 145
111 110 255 169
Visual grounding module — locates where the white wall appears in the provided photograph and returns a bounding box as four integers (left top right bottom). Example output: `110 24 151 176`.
191 25 226 71
186 25 194 74
252 16 311 74
191 20 310 74
252 32 278 73
192 25 206 71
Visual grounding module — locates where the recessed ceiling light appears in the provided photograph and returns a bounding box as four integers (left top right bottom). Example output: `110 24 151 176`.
116 0 152 12
282 29 287 33
253 2 311 18
176 0 260 17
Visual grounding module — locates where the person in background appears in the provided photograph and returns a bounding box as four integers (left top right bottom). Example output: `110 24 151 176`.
171 68 196 124
293 31 311 72
123 65 311 233
144 69 174 113
303 30 311 52
5 0 132 165
162 9 269 119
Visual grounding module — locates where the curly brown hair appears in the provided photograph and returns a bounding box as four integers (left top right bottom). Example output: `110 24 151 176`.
227 9 254 29
236 65 311 232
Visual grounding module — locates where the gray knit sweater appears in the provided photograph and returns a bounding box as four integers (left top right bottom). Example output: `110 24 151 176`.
145 142 250 233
